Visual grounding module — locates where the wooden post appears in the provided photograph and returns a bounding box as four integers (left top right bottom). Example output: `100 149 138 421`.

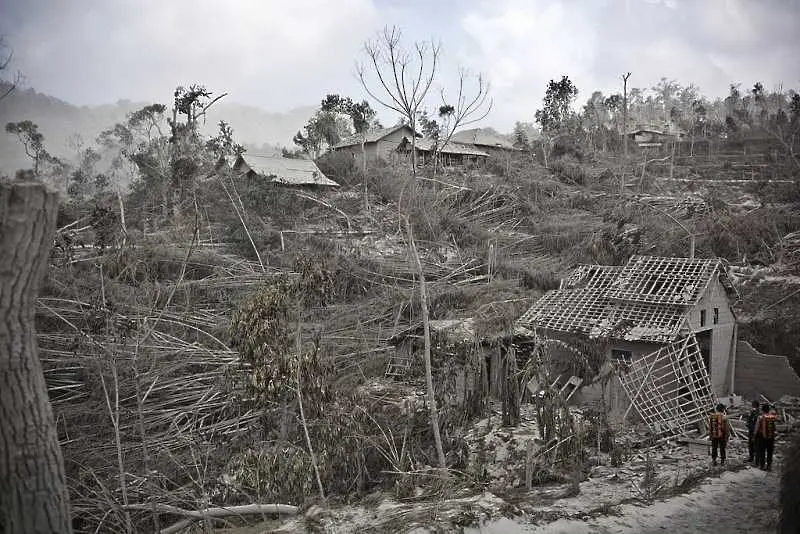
0 181 72 533
526 439 534 490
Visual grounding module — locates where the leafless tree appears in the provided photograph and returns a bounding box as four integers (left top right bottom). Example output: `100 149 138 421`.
434 69 493 175
0 36 21 101
356 26 441 177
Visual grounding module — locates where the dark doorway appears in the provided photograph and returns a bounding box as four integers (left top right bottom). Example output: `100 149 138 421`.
695 329 712 372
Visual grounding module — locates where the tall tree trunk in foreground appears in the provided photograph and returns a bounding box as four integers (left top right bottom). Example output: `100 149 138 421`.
404 218 447 470
0 181 72 533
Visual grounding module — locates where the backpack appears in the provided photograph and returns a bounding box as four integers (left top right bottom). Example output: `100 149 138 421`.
762 414 777 439
709 413 725 439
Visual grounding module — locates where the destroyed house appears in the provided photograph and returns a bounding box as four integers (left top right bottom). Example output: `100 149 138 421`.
232 154 340 187
396 137 489 167
386 318 516 417
515 256 740 437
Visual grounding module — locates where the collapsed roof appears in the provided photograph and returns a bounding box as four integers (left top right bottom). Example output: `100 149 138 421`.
516 256 739 344
232 154 339 187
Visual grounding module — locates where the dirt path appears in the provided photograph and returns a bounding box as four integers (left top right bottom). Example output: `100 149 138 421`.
518 465 780 534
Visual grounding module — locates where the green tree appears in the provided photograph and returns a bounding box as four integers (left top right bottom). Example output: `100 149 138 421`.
534 76 579 166
535 76 579 134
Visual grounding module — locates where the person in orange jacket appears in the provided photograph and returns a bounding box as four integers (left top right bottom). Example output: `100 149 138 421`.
755 403 778 471
709 403 730 466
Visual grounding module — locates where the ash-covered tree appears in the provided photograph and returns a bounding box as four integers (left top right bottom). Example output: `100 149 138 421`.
5 120 65 180
293 110 352 159
0 36 20 101
583 91 611 151
66 143 107 202
99 85 229 229
417 110 440 140
512 121 531 150
320 93 379 169
99 104 172 228
229 258 334 501
320 94 379 133
534 75 579 166
356 25 441 177
206 120 245 160
433 68 492 174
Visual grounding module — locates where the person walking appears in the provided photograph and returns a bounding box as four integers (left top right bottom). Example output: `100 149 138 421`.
747 399 760 464
709 403 730 466
756 403 778 471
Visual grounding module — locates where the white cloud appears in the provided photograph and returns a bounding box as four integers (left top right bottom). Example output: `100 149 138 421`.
460 0 800 132
6 0 382 109
2 0 798 135
460 0 600 130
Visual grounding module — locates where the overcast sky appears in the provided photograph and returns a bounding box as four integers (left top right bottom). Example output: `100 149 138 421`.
1 0 799 132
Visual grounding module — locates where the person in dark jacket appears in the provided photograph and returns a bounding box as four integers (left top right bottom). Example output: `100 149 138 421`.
747 399 760 463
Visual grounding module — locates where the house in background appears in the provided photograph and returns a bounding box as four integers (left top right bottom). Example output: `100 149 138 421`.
397 137 489 167
232 154 339 187
627 125 687 148
450 128 519 155
332 124 421 162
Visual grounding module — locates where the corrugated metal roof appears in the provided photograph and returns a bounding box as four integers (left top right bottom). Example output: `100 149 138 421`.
450 128 517 150
402 137 489 157
233 154 339 187
333 124 419 149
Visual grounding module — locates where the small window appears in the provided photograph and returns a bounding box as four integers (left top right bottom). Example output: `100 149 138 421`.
713 308 719 324
700 310 707 327
611 349 633 365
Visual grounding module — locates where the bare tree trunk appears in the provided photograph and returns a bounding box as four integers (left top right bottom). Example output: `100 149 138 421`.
623 72 631 158
404 218 447 470
0 182 72 534
361 138 368 212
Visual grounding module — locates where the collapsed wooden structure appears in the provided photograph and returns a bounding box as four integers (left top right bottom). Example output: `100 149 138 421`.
516 255 740 438
617 335 716 438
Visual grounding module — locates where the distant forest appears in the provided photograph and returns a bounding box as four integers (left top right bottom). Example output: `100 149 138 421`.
0 81 314 178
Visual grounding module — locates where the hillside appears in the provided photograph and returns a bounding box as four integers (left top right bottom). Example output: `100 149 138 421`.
0 83 315 176
1 74 798 533
12 124 793 533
